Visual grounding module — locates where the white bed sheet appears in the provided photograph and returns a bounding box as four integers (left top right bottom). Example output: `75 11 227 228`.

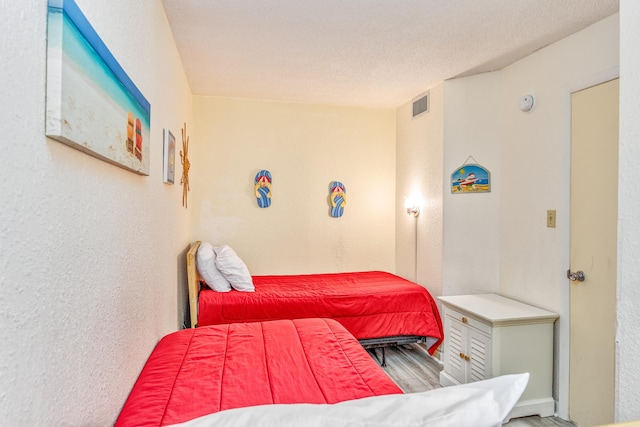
168 373 529 427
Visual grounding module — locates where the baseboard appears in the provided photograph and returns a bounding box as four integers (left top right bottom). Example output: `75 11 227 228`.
430 348 444 365
429 353 444 368
439 370 459 387
439 371 555 423
504 398 556 423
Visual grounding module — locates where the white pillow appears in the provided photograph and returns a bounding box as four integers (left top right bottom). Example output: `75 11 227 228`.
214 245 255 292
196 242 232 292
167 373 529 427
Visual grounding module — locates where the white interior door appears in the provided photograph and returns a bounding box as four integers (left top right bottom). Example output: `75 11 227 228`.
569 78 618 427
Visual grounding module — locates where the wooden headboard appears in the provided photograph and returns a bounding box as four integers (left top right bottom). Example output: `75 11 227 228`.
186 241 202 328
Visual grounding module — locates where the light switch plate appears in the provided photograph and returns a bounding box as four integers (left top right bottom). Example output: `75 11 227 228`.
547 210 556 228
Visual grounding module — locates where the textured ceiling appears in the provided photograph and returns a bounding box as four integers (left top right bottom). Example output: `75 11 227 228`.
162 0 619 108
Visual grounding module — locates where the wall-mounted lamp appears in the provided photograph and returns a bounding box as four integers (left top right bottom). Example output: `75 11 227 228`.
404 197 421 218
404 196 422 283
406 205 420 217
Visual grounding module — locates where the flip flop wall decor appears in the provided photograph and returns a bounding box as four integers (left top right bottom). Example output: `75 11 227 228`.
255 170 272 208
329 181 347 217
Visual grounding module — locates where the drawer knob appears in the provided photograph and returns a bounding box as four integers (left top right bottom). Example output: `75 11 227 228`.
459 352 465 359
464 355 470 362
461 317 468 323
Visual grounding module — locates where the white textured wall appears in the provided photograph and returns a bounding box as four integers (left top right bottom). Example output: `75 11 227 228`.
498 13 619 315
190 96 396 275
440 14 619 419
395 85 444 295
0 0 192 424
617 1 640 420
442 72 502 297
498 15 619 419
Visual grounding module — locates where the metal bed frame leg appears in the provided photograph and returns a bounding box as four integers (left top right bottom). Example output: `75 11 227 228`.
359 335 425 368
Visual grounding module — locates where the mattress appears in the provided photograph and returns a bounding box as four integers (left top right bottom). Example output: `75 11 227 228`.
115 318 402 427
197 271 443 353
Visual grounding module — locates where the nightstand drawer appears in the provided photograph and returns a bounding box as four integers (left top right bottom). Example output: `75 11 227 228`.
443 306 492 336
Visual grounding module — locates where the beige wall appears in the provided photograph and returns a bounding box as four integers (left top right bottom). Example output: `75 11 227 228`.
395 85 444 295
442 72 502 297
191 96 396 275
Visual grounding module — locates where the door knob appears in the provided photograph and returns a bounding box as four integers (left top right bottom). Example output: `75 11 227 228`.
567 269 585 282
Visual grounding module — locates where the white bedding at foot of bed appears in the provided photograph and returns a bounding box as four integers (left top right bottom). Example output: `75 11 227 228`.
168 373 529 427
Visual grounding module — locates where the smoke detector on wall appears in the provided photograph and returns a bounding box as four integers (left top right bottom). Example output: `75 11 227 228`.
519 94 536 112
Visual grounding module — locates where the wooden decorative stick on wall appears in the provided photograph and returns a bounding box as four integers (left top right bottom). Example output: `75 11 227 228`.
180 122 190 208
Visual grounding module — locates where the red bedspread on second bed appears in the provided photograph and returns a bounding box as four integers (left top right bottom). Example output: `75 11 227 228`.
115 318 402 427
197 271 443 353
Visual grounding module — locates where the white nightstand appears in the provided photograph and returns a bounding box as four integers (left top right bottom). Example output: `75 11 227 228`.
437 294 559 420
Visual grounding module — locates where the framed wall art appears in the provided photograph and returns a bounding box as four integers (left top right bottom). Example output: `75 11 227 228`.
163 128 176 184
45 0 151 175
451 156 491 194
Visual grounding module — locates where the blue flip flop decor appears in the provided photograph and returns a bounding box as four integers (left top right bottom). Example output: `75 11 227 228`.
255 170 272 208
329 181 347 217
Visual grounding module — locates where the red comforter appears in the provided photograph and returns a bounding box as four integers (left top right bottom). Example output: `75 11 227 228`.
115 318 402 427
198 271 443 353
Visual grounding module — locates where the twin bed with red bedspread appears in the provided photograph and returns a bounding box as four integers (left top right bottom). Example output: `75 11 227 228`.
115 318 527 427
198 270 443 350
187 241 444 354
115 318 402 426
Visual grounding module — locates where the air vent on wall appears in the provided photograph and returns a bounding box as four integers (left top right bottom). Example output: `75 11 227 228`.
412 92 429 118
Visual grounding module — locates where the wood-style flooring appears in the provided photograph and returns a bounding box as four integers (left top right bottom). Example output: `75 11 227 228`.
368 344 575 427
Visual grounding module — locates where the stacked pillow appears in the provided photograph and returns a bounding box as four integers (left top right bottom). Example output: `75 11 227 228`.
196 242 254 292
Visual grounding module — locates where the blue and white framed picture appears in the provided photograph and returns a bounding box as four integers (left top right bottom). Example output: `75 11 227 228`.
45 0 151 175
163 128 176 184
451 160 491 194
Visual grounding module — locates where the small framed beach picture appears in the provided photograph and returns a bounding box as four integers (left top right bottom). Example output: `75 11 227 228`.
451 158 491 194
45 0 151 175
163 128 176 184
